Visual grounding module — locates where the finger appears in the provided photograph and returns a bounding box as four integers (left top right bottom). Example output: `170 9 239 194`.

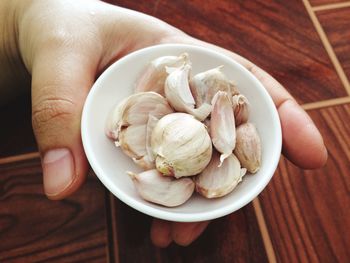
171 221 210 246
31 40 100 199
170 36 327 168
150 219 172 248
240 64 328 168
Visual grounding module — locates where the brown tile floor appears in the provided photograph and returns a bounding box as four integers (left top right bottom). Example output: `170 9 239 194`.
260 104 350 262
309 0 349 6
0 0 349 262
317 7 350 80
109 0 347 103
0 162 108 262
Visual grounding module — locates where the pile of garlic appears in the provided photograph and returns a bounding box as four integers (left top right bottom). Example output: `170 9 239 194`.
106 53 261 207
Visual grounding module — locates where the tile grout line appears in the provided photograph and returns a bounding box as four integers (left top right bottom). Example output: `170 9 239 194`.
106 193 120 263
302 96 350 110
312 1 350 12
0 152 40 165
303 0 350 96
252 198 277 263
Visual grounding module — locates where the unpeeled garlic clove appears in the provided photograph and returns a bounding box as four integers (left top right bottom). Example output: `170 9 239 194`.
117 124 147 157
106 92 173 141
128 169 195 207
105 96 128 140
234 123 262 173
145 115 159 162
164 64 212 121
151 113 212 178
135 53 189 96
117 124 155 169
232 95 250 126
189 66 240 107
210 91 236 165
195 152 245 198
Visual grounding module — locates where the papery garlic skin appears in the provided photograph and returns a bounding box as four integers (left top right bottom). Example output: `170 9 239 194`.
128 169 195 207
145 115 159 162
105 96 128 140
164 64 211 121
135 53 189 96
210 91 236 165
117 124 147 158
195 152 245 198
117 124 155 169
151 113 212 178
234 123 262 173
232 95 250 126
190 66 239 107
106 92 173 141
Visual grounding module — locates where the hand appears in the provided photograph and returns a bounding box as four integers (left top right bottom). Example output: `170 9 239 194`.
2 0 327 247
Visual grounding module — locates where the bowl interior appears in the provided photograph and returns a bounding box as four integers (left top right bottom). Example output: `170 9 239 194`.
82 44 281 222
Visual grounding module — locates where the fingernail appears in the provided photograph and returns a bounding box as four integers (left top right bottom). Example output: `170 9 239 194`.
43 148 74 197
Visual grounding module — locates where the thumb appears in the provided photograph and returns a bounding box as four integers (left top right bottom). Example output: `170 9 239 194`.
31 43 99 200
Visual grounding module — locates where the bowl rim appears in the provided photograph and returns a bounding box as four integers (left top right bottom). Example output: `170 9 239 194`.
81 43 282 222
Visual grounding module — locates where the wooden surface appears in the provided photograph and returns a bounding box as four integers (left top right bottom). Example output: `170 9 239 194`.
318 7 350 79
309 0 348 6
259 104 350 262
109 0 347 104
1 0 350 262
0 160 108 262
109 197 268 263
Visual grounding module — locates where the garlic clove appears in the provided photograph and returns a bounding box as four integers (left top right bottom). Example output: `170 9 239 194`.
128 169 195 207
151 113 212 178
145 115 159 162
165 63 195 108
106 92 173 141
195 152 244 198
132 155 155 170
210 91 236 165
117 124 147 157
234 123 262 173
229 80 240 97
117 124 155 169
203 118 211 131
188 103 212 121
105 96 128 140
189 66 240 107
135 53 189 96
124 92 174 125
232 95 250 126
116 115 161 170
164 64 211 121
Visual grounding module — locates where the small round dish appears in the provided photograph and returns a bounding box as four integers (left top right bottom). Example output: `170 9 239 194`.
81 44 282 222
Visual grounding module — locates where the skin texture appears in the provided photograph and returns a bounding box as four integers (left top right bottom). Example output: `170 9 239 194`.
0 0 327 247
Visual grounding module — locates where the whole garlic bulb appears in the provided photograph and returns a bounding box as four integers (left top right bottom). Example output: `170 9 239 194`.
151 113 212 178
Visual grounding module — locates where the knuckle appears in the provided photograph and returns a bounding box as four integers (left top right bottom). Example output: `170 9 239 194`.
32 96 76 133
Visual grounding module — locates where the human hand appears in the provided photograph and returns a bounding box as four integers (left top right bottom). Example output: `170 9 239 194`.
3 0 327 247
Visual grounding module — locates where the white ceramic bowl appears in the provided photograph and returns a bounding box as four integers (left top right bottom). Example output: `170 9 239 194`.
81 44 282 222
